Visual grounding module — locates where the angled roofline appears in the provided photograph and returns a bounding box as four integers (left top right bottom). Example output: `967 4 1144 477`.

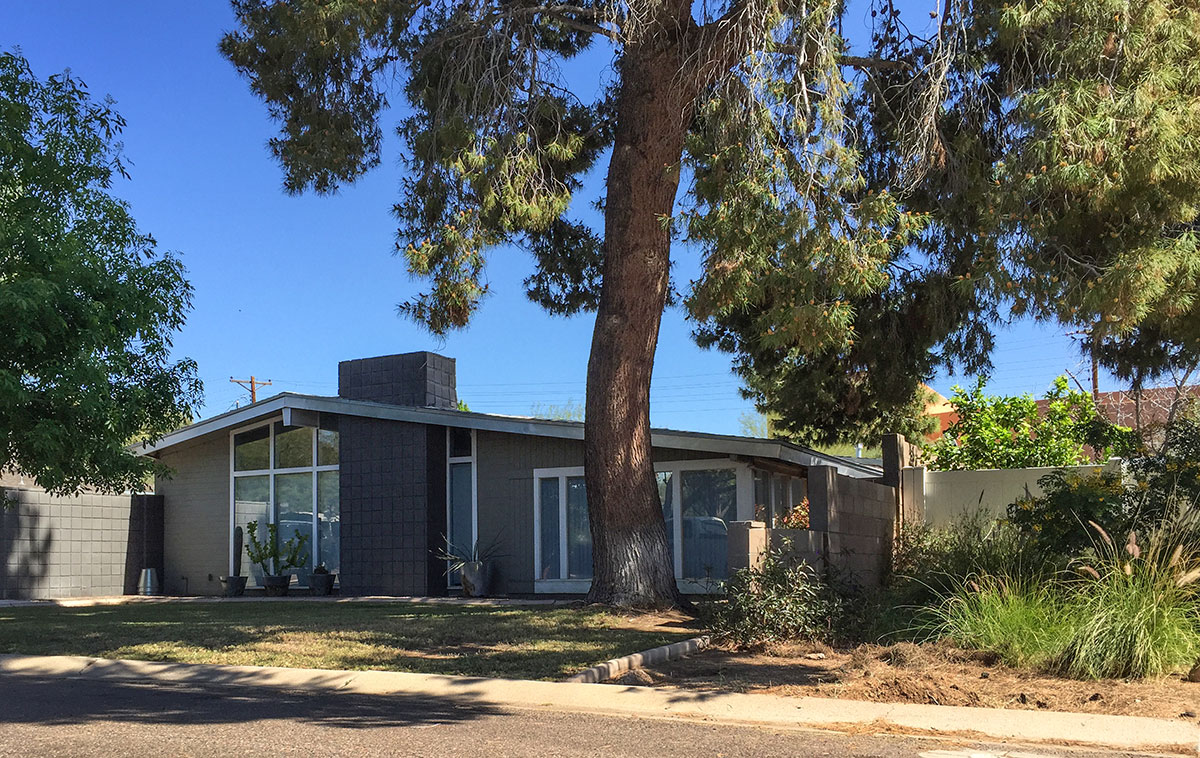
136 392 882 478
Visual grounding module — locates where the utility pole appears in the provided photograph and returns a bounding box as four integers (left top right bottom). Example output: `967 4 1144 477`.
230 375 272 404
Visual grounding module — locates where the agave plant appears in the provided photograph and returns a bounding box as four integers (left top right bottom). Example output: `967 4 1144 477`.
435 533 506 575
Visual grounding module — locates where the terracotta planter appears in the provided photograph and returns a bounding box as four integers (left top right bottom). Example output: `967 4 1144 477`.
308 573 336 596
261 574 291 597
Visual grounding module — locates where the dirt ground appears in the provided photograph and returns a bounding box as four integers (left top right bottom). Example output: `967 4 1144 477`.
632 640 1200 722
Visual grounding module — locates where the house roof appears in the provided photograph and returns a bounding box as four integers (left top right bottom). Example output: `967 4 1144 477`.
137 392 883 478
1040 385 1200 430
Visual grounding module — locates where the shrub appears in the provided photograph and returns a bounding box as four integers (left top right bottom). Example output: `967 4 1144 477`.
1126 415 1200 527
1006 416 1200 558
706 544 842 648
889 512 1044 603
930 575 1070 668
1055 521 1200 680
1007 469 1131 558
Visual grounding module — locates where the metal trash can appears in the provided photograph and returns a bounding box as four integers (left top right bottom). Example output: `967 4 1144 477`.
137 568 161 596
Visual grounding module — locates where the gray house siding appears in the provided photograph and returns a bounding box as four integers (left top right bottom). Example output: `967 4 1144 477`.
157 434 229 596
146 411 765 598
474 430 733 595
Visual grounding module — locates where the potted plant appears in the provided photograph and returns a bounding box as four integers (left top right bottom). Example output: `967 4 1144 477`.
245 520 308 597
437 534 504 597
219 525 249 597
308 563 336 596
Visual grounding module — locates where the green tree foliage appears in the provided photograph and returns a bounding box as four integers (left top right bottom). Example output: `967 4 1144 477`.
219 0 933 607
219 0 1198 605
928 377 1136 470
719 0 1200 445
0 52 201 494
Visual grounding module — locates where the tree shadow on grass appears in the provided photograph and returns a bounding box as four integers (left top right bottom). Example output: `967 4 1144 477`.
0 672 502 729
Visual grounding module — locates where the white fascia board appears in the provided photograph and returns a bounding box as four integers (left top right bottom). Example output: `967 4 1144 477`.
136 392 881 477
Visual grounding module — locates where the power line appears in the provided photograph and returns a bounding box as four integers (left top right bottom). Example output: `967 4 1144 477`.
230 375 272 404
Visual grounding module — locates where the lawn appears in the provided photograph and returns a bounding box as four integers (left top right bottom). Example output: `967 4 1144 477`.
0 602 698 680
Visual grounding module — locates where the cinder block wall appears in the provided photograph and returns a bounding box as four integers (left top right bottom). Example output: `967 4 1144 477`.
0 488 140 599
754 466 896 587
339 416 446 595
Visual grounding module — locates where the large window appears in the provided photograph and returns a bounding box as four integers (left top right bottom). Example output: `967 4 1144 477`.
681 469 737 580
534 461 744 588
446 427 476 587
231 417 339 586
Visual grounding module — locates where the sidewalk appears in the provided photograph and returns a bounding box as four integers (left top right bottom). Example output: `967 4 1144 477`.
0 594 566 609
2 654 1196 755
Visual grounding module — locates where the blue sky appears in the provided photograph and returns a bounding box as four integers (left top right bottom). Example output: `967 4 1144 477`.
2 2 1126 436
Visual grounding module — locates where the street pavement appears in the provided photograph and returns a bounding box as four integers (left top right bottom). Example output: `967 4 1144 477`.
0 673 1157 758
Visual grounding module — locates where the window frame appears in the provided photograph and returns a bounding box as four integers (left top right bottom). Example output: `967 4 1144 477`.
228 416 340 583
445 427 477 588
531 458 753 594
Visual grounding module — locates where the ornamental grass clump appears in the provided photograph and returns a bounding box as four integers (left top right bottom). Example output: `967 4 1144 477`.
930 574 1069 668
1055 519 1200 680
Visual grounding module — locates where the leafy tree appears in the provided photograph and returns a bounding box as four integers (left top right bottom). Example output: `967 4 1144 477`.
221 0 928 608
0 51 201 495
928 377 1136 471
737 411 771 439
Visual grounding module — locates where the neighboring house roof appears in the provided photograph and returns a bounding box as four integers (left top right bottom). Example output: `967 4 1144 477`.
922 385 957 441
1029 385 1199 430
137 392 883 479
1089 386 1199 430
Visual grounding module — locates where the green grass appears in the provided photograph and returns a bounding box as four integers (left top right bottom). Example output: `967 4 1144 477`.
924 527 1200 679
929 575 1072 668
1054 526 1200 680
0 602 696 680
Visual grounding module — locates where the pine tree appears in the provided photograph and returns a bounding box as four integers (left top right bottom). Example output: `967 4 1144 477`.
715 0 1200 447
221 0 925 607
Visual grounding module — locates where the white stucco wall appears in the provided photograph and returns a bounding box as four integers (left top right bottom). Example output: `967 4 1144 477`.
918 460 1121 525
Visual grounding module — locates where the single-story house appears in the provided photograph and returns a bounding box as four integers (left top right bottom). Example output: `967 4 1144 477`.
139 352 881 597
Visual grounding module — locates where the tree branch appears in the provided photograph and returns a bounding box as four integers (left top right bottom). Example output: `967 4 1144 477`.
771 44 913 72
492 4 621 40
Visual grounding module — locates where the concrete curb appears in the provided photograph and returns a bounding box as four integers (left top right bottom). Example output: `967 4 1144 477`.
1 654 1196 754
565 635 711 683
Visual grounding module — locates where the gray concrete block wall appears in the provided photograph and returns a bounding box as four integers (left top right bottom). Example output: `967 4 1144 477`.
338 352 457 409
805 466 897 587
0 488 136 599
339 416 437 595
156 433 230 595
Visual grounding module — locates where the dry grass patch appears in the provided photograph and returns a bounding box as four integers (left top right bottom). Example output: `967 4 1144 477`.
0 601 698 680
641 640 1200 721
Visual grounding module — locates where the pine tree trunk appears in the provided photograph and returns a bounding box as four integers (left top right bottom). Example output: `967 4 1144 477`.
584 44 690 609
